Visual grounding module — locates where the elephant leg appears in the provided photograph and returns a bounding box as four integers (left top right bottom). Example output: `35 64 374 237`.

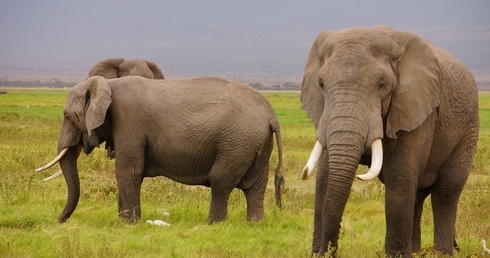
383 149 419 257
242 181 267 222
117 179 143 223
412 189 430 253
207 159 244 223
242 164 270 221
115 152 145 223
384 178 416 257
208 186 232 223
431 191 459 255
431 144 472 255
384 119 434 257
242 140 273 222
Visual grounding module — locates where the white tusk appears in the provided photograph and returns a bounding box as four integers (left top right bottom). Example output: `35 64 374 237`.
483 239 490 254
357 139 383 181
300 141 323 180
43 170 63 182
35 147 69 172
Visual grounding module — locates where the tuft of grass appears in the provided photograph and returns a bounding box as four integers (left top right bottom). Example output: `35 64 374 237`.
0 89 488 257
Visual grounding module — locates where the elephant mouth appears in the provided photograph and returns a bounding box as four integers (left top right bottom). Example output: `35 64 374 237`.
80 131 98 154
82 140 96 154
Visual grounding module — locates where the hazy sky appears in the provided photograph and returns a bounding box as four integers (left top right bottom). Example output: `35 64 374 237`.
1 0 489 78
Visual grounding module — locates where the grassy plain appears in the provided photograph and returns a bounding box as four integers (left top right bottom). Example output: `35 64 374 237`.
0 89 489 257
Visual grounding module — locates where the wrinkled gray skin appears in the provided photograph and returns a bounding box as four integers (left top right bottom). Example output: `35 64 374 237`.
55 76 284 224
301 26 478 257
88 58 165 79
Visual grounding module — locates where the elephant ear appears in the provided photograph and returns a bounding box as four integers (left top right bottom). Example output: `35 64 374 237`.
301 30 332 129
386 33 441 139
145 60 165 79
84 76 112 145
88 58 125 79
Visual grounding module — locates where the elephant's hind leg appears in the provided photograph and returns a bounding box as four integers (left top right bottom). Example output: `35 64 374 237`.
242 164 269 222
242 137 273 221
207 158 250 223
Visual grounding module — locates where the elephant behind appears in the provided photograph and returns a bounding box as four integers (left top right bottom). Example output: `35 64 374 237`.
87 58 164 159
37 76 284 224
300 26 478 257
88 57 165 79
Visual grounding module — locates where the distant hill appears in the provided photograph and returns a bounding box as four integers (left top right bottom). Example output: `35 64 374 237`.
0 66 488 91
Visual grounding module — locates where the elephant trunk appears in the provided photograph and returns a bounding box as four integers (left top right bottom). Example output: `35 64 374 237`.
316 100 383 255
317 131 365 255
57 146 81 223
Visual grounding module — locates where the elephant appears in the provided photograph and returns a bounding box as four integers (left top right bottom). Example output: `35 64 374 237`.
299 26 479 257
88 57 165 79
36 75 284 224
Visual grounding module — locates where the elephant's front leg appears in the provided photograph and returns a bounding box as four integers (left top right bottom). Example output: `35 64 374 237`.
383 127 434 256
208 186 232 223
115 153 145 223
384 174 417 257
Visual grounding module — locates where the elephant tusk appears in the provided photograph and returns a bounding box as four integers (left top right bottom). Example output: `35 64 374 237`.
35 147 69 172
357 139 383 181
300 141 323 180
482 239 490 254
43 170 63 182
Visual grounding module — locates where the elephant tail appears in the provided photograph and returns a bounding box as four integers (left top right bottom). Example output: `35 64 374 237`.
272 120 284 208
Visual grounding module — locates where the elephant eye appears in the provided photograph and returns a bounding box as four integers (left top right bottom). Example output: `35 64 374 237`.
378 81 386 90
74 112 80 122
318 78 324 88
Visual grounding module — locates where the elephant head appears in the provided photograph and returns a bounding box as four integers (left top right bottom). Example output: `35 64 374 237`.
88 58 165 79
300 26 441 255
36 76 112 223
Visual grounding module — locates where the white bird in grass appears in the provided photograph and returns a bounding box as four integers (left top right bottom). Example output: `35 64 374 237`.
162 209 170 218
146 208 171 226
146 220 170 226
483 239 490 255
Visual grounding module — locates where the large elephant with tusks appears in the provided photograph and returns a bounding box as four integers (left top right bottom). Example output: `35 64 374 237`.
300 26 478 257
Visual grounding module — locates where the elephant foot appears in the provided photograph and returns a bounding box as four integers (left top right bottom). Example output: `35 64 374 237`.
246 210 264 222
246 216 264 222
119 205 140 223
207 218 225 224
207 208 228 224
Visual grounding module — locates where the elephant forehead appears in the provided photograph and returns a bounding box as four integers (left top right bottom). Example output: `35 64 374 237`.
323 29 396 56
320 54 376 83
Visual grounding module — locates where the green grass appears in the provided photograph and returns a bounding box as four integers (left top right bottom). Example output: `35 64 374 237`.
0 89 489 257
